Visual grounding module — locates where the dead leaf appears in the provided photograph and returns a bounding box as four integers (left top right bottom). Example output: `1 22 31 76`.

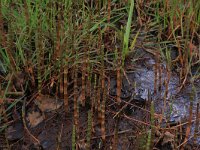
12 72 27 91
27 111 44 128
189 41 199 59
162 131 175 146
35 94 63 112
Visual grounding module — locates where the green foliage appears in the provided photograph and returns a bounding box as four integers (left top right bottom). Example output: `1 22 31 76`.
72 124 76 150
146 130 151 150
122 0 134 65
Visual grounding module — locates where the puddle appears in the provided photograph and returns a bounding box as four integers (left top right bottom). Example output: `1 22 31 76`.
110 52 200 143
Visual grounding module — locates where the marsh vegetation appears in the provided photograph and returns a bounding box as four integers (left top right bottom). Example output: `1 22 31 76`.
0 0 199 149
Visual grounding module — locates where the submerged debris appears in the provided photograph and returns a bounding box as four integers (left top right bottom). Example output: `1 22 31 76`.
5 121 24 141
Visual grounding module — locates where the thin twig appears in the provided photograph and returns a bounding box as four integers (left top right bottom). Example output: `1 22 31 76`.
22 100 40 145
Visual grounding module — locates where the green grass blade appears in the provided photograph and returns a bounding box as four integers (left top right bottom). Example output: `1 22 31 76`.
122 0 134 65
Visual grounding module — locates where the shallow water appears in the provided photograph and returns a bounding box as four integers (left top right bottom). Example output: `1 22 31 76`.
110 51 200 144
124 55 200 142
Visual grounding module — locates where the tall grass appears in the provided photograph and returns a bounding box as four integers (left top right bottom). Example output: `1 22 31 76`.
122 0 134 65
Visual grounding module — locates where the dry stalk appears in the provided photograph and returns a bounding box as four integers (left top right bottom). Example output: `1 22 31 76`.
63 66 68 112
101 81 106 141
59 70 64 97
22 100 40 145
154 55 158 94
73 65 79 140
86 39 91 97
181 101 193 149
97 25 102 125
158 59 162 91
97 76 101 125
86 66 90 98
123 114 158 129
91 74 97 133
80 48 86 106
116 63 121 104
112 118 119 150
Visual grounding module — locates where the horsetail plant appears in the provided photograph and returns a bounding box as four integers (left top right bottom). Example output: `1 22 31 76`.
72 124 76 150
86 110 92 150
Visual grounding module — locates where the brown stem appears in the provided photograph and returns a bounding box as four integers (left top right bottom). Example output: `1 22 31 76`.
64 67 68 112
116 66 121 104
73 66 79 140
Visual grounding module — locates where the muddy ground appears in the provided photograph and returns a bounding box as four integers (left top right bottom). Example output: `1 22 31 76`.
1 48 200 150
